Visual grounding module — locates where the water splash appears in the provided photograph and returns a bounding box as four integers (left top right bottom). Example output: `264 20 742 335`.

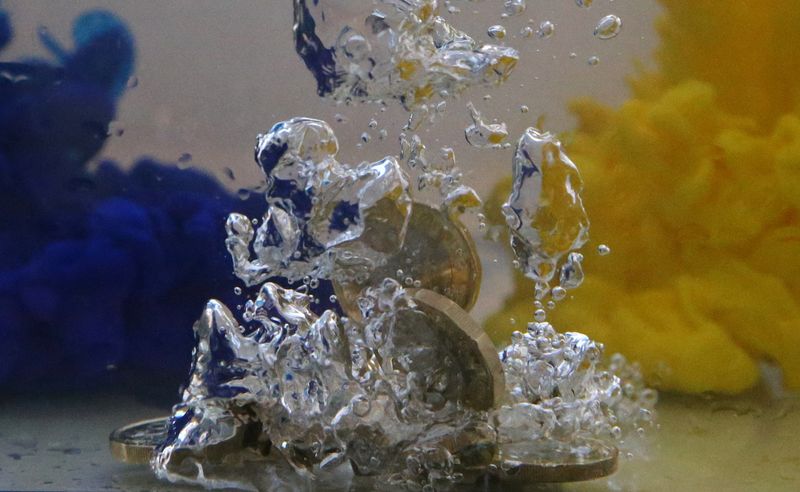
502 128 590 298
226 117 411 287
464 101 509 149
293 0 519 109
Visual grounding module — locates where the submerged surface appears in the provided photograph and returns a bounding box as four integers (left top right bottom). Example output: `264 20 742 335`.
1 391 798 491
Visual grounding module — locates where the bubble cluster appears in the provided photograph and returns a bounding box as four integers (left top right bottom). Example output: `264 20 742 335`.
293 0 519 109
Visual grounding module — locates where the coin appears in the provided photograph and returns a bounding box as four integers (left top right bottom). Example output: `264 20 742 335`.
333 202 481 322
488 438 618 483
109 416 170 465
110 413 271 465
397 288 505 411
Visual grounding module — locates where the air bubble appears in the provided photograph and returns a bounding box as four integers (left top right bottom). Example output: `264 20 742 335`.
487 25 507 40
597 244 611 256
594 15 622 40
537 21 555 39
588 55 600 66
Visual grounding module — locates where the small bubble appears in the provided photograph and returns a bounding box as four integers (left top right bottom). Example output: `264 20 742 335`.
546 300 556 309
537 21 555 39
504 0 526 16
487 25 507 40
519 105 529 113
368 118 378 128
237 188 251 200
534 309 547 322
551 286 567 301
334 113 346 123
177 153 192 169
510 317 516 325
597 244 611 256
594 15 622 40
588 55 600 66
413 280 422 288
251 217 259 225
127 75 139 88
520 26 534 38
360 132 371 143
234 286 242 295
575 0 593 7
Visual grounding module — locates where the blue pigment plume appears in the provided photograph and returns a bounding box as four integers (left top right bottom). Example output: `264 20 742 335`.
0 9 267 398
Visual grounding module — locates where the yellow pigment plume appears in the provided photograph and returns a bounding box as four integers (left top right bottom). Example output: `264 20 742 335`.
485 0 800 393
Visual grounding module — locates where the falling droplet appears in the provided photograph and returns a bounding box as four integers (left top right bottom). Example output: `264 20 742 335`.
594 15 622 40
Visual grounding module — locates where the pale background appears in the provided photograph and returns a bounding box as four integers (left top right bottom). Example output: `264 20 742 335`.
2 0 660 319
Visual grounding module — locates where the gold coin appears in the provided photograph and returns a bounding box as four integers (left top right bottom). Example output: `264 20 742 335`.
397 288 505 411
333 202 481 322
489 438 618 483
110 413 271 465
109 416 170 465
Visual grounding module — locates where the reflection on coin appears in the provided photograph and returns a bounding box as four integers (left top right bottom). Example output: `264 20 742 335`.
402 288 504 411
489 439 618 483
109 416 170 465
333 202 481 321
111 413 271 465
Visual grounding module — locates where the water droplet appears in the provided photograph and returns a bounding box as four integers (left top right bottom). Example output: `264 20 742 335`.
587 55 600 66
594 15 622 40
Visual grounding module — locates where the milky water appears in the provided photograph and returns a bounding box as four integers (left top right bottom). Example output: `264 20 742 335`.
153 1 651 490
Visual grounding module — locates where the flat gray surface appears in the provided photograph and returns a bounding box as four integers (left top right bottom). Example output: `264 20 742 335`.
1 392 799 491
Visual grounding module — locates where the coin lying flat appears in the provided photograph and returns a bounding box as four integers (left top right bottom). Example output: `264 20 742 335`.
333 202 481 322
489 438 618 483
111 413 271 465
399 288 505 411
110 416 170 465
